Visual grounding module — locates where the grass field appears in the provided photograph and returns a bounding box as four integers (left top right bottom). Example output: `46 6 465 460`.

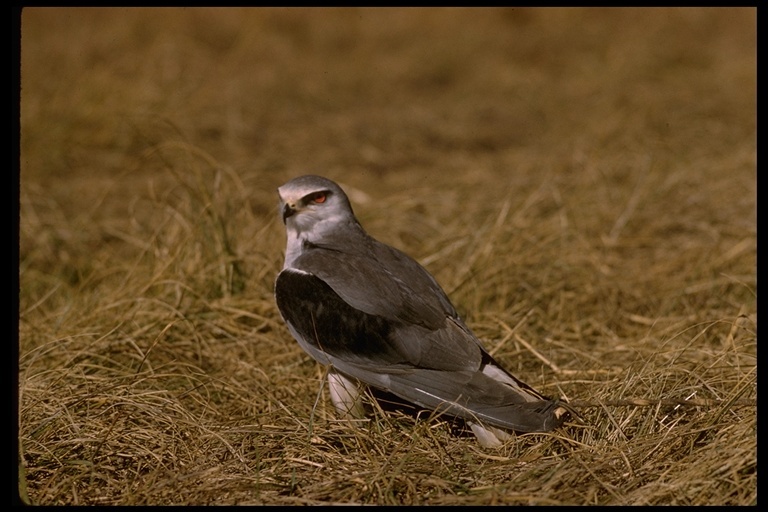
18 7 755 505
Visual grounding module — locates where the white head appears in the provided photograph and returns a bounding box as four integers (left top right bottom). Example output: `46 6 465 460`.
277 175 359 267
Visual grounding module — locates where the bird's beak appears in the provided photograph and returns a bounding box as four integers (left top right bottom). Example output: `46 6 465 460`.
282 202 296 224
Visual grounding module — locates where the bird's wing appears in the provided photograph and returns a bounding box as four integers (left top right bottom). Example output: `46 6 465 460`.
275 267 563 433
297 236 458 329
345 362 565 432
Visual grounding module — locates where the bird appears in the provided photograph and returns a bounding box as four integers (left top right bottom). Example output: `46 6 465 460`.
274 174 570 447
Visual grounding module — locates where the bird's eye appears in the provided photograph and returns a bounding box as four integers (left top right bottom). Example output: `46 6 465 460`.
309 192 328 204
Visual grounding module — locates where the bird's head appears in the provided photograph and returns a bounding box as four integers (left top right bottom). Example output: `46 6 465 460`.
277 175 357 237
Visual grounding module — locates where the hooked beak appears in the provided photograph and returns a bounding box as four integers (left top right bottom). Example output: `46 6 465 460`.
282 202 296 224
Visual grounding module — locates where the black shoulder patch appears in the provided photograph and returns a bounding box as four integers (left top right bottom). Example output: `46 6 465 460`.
275 270 396 358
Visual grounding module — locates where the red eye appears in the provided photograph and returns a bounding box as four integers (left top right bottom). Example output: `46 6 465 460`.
312 193 327 204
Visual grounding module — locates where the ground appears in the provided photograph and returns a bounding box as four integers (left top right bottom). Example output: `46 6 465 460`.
18 7 755 505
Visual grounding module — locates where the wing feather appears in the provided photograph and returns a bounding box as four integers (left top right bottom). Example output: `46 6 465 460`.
294 236 456 329
275 267 564 433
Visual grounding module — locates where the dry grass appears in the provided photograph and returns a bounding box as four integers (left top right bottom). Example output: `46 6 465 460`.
18 7 755 505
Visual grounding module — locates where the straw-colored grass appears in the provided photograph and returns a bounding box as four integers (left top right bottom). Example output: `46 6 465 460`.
19 7 755 505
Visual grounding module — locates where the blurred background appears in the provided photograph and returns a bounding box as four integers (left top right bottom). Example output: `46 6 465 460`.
21 8 754 200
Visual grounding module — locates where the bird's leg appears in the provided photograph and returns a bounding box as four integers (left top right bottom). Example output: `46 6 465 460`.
468 422 513 448
327 370 367 418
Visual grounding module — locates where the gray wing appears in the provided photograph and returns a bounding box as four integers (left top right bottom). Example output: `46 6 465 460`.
296 236 458 330
275 266 565 433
